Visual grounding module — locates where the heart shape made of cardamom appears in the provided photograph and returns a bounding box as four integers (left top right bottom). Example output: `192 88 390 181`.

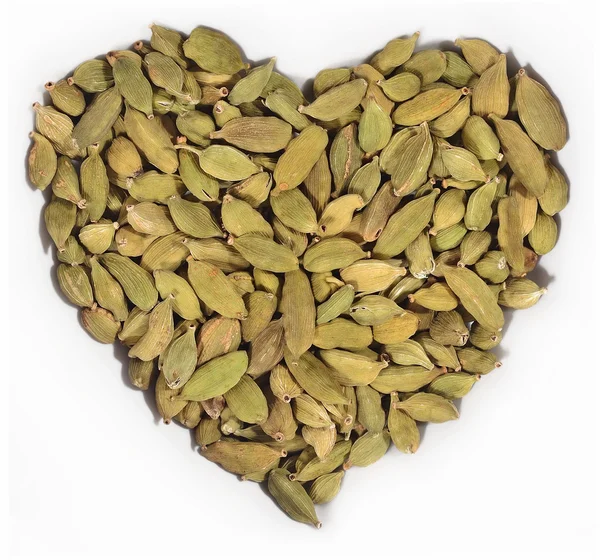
28 25 567 528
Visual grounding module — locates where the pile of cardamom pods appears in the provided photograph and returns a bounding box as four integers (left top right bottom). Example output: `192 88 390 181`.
28 26 567 527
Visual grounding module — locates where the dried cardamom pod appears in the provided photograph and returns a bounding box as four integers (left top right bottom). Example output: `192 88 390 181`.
371 32 420 76
515 68 566 151
246 319 286 377
264 88 312 131
32 103 78 158
124 104 178 173
427 373 480 399
268 469 321 528
472 54 509 118
341 260 406 293
183 27 244 74
224 375 268 424
345 430 390 468
379 72 421 102
99 253 158 311
372 312 419 345
270 186 318 234
321 348 388 386
273 125 329 190
358 97 393 153
81 304 121 344
69 59 114 92
181 351 248 401
187 259 248 320
393 393 459 423
528 211 558 255
89 257 128 321
430 310 469 346
284 349 347 405
489 114 547 197
390 122 434 195
28 131 57 190
57 263 94 308
498 278 547 309
161 324 198 389
211 116 291 153
455 38 499 75
129 297 174 361
299 79 367 122
313 67 351 97
393 87 465 126
373 190 438 259
73 87 123 151
111 56 153 118
231 234 299 273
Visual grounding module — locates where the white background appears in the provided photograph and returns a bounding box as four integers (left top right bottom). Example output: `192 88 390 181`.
6 0 599 559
